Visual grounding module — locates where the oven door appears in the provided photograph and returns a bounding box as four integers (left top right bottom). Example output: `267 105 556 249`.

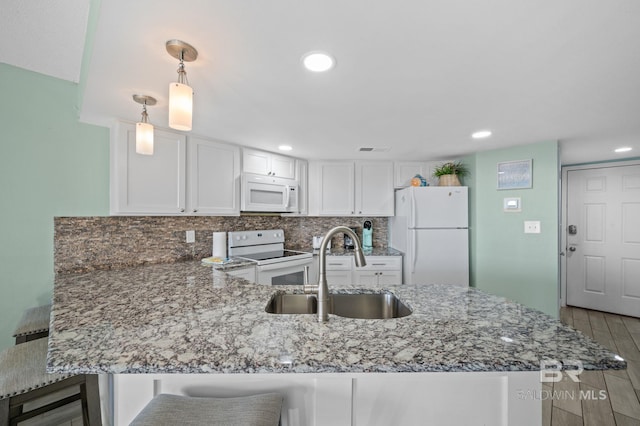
256 257 314 285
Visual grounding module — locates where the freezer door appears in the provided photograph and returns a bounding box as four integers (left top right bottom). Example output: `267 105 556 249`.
407 229 469 287
409 187 468 229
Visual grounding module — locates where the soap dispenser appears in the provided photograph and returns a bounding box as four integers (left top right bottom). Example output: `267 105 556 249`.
362 220 373 250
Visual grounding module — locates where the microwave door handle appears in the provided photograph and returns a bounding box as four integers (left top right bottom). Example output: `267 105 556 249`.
284 185 291 209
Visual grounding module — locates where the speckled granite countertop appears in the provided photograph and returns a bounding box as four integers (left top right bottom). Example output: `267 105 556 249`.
47 260 624 375
310 247 403 257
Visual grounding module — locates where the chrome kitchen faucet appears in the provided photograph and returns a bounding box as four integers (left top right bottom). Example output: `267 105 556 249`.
304 226 367 322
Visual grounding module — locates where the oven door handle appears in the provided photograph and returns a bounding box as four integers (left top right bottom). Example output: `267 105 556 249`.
257 257 313 271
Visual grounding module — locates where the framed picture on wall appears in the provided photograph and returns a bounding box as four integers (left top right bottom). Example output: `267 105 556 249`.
497 159 532 190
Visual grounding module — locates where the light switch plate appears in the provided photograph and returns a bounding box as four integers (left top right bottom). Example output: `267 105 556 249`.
524 221 541 234
503 197 521 212
186 230 195 243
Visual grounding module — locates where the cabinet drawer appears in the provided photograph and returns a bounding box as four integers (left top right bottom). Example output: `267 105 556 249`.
359 256 402 271
324 257 352 271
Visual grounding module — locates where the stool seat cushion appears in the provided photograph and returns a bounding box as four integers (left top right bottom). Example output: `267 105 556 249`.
0 338 72 399
13 304 51 337
130 393 283 426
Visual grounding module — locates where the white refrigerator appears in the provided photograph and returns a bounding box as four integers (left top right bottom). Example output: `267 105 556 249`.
389 186 469 286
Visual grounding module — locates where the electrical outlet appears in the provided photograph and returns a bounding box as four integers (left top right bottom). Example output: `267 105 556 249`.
186 230 195 243
524 221 541 234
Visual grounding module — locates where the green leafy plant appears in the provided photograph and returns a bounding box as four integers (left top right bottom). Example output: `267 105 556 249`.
433 161 469 177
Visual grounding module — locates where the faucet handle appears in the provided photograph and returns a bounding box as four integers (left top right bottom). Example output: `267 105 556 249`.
303 266 309 285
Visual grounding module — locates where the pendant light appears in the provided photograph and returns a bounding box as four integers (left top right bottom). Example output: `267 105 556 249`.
166 39 198 131
133 95 157 155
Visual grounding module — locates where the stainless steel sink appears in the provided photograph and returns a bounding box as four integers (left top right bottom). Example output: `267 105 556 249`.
265 291 412 319
330 292 412 319
265 293 318 314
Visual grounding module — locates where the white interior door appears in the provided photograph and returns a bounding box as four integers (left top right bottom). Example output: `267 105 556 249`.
566 165 640 317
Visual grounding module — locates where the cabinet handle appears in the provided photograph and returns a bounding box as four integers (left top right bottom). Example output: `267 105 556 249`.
180 208 185 212
372 263 385 266
359 211 362 214
193 209 198 213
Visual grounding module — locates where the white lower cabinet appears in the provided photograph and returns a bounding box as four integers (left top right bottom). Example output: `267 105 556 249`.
325 256 402 286
353 256 402 285
112 372 541 426
225 266 256 283
324 257 353 286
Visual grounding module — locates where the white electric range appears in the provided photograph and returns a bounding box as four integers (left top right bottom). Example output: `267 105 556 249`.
227 229 313 285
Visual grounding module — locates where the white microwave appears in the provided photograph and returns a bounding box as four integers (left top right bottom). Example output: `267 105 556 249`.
241 173 299 213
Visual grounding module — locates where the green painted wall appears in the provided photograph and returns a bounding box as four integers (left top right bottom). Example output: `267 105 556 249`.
465 141 560 317
0 64 109 351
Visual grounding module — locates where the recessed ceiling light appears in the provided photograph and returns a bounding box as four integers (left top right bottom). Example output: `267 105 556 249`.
278 145 293 151
614 147 632 153
301 51 335 72
472 130 492 139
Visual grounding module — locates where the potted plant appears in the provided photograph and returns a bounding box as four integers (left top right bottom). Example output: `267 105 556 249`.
433 161 469 186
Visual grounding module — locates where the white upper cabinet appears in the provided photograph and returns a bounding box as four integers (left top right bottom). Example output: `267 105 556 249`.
355 161 394 216
315 161 356 215
242 148 296 179
111 121 240 215
112 122 186 214
187 137 240 215
309 161 394 216
394 161 430 188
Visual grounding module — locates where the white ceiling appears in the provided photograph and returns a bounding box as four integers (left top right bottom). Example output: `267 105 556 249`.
0 0 90 83
4 0 640 163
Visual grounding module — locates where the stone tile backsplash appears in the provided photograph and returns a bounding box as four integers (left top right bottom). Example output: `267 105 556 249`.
54 216 388 274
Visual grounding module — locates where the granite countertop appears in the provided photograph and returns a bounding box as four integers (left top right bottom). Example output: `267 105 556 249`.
318 247 403 257
47 260 624 375
205 258 256 271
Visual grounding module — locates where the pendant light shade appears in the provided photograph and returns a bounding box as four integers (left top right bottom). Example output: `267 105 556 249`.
168 82 193 131
166 40 198 132
132 95 157 156
136 121 154 155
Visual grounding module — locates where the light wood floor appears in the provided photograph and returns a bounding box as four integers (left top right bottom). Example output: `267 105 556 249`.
544 306 640 426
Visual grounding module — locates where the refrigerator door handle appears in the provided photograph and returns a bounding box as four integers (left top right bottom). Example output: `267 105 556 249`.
411 230 417 274
410 190 416 229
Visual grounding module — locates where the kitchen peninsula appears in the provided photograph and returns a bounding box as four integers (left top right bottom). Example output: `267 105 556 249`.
47 260 624 425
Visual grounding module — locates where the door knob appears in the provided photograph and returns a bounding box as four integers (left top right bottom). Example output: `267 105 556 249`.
569 246 576 252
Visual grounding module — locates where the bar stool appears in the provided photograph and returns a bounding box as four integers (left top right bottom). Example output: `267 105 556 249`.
129 393 283 426
12 304 51 344
0 338 101 425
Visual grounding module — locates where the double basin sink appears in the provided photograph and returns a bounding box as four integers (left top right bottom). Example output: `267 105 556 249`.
265 290 412 319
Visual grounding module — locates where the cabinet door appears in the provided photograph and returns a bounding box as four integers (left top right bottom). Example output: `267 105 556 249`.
270 154 296 179
326 270 352 286
242 148 271 175
377 271 402 285
394 161 428 188
296 159 308 215
353 271 379 286
226 266 256 283
188 137 240 215
318 162 355 215
355 161 394 216
113 122 186 214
